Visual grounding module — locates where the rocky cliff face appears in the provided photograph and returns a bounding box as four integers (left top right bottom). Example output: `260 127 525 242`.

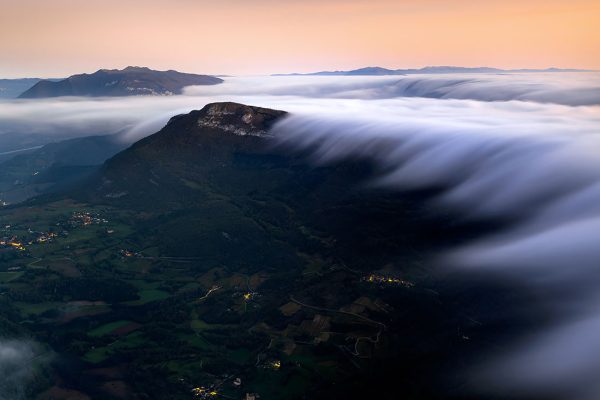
195 102 286 137
18 66 223 98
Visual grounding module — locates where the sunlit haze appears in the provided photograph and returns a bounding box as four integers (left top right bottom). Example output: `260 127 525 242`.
1 0 599 77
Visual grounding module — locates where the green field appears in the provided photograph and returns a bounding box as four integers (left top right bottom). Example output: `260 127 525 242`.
14 301 61 315
88 320 132 337
83 331 147 363
0 271 23 283
126 289 170 305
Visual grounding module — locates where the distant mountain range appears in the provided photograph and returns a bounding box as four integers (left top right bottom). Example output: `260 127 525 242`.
274 66 594 76
0 78 63 99
18 66 223 98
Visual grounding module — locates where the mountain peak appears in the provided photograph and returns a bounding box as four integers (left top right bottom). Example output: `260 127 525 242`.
171 102 288 138
122 66 151 72
89 102 289 205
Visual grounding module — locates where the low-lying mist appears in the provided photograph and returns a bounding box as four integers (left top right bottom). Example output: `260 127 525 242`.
1 73 598 153
0 340 48 400
186 73 600 106
1 73 599 398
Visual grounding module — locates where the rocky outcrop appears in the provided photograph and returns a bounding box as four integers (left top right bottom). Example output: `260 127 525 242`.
194 102 287 137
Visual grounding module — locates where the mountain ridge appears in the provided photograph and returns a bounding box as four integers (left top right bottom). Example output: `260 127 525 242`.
84 102 288 207
273 65 594 76
0 78 63 98
18 66 223 98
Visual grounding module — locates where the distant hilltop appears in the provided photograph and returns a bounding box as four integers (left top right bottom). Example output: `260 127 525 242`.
273 66 594 76
0 78 62 99
18 66 223 98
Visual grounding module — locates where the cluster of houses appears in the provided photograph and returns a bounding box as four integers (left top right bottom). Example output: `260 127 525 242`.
191 378 261 400
0 237 26 251
0 209 109 254
120 249 142 258
0 230 60 252
68 211 108 227
34 231 59 243
363 274 414 288
191 387 219 399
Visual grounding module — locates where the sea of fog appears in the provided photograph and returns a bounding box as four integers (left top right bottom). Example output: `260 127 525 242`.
1 73 600 399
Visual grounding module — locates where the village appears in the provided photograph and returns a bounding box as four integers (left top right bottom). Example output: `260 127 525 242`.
68 211 109 227
0 229 60 252
190 368 272 400
362 273 415 288
191 384 261 400
0 210 109 254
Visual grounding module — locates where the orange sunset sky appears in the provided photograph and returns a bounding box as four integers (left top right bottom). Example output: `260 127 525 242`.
1 0 599 78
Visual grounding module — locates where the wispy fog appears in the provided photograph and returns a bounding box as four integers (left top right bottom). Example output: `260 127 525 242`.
187 73 600 106
1 73 598 152
0 340 47 400
1 73 599 398
267 85 600 399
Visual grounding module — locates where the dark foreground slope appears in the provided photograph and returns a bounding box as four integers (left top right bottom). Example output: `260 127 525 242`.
18 66 223 98
79 102 453 270
0 103 543 400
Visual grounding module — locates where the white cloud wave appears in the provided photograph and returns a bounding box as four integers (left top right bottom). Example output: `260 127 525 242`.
270 100 600 399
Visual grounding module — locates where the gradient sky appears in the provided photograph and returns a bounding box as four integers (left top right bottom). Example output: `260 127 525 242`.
1 0 599 78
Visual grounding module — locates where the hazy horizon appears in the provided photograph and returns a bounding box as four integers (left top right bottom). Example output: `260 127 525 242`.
2 64 598 80
1 0 599 78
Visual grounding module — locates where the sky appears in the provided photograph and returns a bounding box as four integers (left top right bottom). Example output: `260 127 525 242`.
0 0 599 78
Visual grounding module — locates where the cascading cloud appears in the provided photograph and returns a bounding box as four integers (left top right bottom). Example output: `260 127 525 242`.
270 98 600 399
